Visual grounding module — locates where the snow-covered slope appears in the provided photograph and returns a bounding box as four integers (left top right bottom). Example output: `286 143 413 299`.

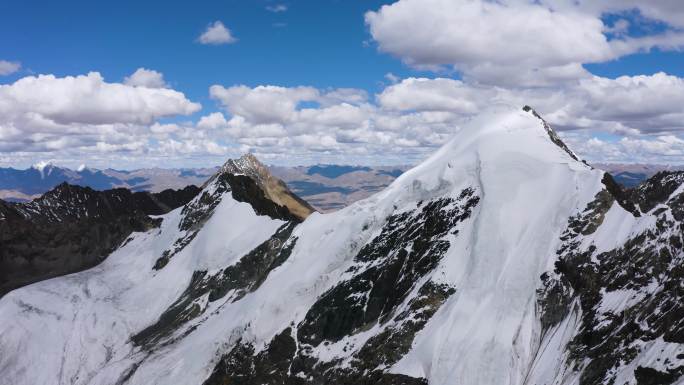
1 106 683 385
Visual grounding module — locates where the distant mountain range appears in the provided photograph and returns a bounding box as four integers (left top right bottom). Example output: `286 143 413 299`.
0 162 215 202
0 162 410 212
2 161 680 210
595 163 684 187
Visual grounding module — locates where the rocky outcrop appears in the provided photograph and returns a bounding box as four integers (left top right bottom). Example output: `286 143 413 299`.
216 154 315 221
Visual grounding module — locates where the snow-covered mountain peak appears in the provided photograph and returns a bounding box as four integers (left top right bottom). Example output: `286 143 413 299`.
446 105 583 164
431 105 582 167
31 160 53 170
371 106 591 209
31 160 55 178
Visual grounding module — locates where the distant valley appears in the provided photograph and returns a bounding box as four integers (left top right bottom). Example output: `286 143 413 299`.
269 164 410 211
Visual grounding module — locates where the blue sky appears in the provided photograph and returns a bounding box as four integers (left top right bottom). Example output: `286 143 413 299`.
1 0 416 103
3 0 684 169
2 1 681 95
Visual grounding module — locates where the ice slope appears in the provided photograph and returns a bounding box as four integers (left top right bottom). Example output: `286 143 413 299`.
383 107 604 384
0 106 618 385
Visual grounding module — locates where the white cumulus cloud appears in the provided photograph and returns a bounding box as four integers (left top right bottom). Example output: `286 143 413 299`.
0 72 202 163
198 21 237 45
210 85 320 124
0 72 200 126
124 68 168 88
0 60 21 76
365 0 684 86
198 73 684 164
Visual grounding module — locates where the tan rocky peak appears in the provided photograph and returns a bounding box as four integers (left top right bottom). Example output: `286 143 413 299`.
218 153 316 221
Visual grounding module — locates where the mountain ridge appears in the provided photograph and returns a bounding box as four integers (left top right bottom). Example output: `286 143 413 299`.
0 183 202 296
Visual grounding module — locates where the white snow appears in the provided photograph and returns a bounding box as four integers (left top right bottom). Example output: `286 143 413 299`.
597 280 659 317
524 299 583 385
582 202 655 255
385 109 604 384
32 160 54 178
0 192 284 385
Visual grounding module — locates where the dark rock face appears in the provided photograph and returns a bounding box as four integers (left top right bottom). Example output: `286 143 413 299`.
203 329 430 385
630 171 684 213
219 154 316 221
203 188 480 385
0 183 200 296
134 222 299 348
297 191 478 347
538 172 684 385
345 281 455 375
634 366 684 385
203 281 450 385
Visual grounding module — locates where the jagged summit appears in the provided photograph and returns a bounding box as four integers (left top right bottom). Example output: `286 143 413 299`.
208 153 315 221
220 153 264 176
523 105 581 161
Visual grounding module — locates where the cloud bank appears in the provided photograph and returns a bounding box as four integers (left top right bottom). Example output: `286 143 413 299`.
5 0 684 168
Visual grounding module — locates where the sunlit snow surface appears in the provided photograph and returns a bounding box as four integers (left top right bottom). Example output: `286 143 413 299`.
0 107 670 385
